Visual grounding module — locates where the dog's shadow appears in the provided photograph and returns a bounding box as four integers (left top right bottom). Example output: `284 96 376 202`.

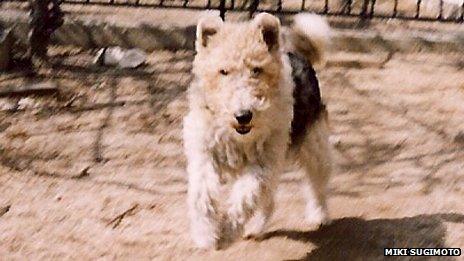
259 213 464 260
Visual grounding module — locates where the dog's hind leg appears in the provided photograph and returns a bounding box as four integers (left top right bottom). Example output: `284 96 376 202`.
301 160 330 228
299 119 332 228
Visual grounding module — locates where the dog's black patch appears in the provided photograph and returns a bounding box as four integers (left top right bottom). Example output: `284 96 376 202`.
288 52 324 146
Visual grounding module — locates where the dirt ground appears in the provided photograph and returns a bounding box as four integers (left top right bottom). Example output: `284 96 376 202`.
0 47 463 260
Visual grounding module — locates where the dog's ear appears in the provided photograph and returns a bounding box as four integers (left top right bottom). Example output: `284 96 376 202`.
253 13 281 52
196 13 223 50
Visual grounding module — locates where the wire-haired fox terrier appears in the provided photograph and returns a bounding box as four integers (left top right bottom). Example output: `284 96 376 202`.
183 12 332 249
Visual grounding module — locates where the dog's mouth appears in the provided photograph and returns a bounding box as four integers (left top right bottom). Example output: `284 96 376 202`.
234 125 252 135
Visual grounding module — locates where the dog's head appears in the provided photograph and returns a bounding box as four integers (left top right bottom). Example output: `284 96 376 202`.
192 12 284 139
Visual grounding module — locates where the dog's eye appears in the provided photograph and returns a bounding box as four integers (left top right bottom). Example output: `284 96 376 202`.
219 69 229 76
251 67 263 77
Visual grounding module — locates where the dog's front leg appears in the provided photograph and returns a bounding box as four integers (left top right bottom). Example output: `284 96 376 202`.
186 154 221 249
224 165 274 241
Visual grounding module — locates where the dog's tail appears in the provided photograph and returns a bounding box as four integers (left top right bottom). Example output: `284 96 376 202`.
286 14 331 67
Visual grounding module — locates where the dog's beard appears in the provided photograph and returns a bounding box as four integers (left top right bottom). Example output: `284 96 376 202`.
205 94 275 144
211 114 274 147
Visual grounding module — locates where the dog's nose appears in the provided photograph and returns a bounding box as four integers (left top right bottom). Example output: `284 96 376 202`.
235 110 253 125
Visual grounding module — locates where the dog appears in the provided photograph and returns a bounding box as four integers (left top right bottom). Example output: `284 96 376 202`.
183 12 332 249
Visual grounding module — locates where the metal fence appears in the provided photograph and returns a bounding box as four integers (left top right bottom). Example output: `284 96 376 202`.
6 0 464 22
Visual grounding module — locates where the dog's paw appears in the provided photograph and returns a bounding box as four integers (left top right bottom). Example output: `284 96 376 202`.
243 231 262 240
243 230 263 241
305 207 330 229
214 217 243 249
243 233 268 242
243 217 266 240
193 238 218 250
192 233 220 250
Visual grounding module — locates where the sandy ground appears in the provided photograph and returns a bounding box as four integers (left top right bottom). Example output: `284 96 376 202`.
0 47 464 260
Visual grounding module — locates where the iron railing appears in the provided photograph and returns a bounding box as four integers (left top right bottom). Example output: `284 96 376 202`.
5 0 464 22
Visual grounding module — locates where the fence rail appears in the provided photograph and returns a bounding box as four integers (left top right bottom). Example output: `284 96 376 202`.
5 0 464 22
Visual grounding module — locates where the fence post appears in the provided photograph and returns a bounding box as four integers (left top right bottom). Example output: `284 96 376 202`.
438 0 443 20
393 0 398 17
461 0 464 22
219 0 226 20
28 0 64 64
415 0 422 18
249 0 259 18
360 0 370 18
370 0 376 17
